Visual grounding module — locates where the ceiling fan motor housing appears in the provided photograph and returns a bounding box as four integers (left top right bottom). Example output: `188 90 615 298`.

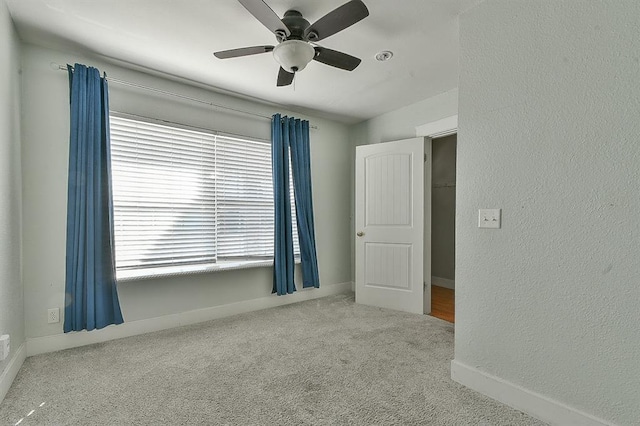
280 10 311 41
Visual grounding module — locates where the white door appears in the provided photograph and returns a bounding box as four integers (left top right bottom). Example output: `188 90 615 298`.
355 137 431 315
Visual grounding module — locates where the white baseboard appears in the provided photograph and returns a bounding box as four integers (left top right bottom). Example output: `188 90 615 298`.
432 276 455 290
451 360 614 426
0 343 26 404
27 282 353 357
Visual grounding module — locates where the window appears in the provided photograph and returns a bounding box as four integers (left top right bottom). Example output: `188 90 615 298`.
109 114 298 279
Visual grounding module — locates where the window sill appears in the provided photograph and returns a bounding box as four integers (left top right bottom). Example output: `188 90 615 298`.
116 258 300 282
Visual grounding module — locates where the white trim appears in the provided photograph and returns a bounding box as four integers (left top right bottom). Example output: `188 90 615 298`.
0 343 26 404
27 282 353 357
432 276 455 290
451 360 614 426
416 115 458 138
117 258 301 282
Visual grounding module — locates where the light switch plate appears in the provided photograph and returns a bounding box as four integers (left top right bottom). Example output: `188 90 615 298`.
478 209 501 229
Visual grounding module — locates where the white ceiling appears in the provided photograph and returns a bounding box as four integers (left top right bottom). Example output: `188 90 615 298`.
6 0 480 123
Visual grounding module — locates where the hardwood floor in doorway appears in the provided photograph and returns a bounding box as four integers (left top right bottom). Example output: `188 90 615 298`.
431 285 454 323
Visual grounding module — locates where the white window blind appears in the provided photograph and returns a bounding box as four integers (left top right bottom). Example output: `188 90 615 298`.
216 134 273 258
109 114 298 277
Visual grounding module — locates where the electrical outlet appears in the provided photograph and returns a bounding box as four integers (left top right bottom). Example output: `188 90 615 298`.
48 308 60 324
0 335 9 361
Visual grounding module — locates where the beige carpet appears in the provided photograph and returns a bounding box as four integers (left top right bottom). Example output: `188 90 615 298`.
0 294 545 425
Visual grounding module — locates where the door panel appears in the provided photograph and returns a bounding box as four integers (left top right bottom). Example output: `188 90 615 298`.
355 137 430 315
365 153 412 226
365 243 412 290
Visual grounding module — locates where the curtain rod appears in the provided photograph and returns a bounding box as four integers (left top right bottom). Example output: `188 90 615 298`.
55 64 318 129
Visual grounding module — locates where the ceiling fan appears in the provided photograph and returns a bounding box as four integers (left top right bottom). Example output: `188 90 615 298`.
214 0 369 87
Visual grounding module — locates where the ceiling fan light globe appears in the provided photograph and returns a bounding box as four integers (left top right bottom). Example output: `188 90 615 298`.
273 40 315 73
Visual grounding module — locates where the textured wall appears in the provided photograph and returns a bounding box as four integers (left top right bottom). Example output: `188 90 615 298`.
431 135 456 281
456 1 640 424
0 1 24 373
21 44 352 339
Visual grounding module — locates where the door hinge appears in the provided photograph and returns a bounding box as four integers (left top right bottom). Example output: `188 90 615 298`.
424 153 427 162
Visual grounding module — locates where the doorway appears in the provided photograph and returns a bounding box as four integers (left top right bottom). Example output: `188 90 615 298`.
354 129 457 320
430 134 456 323
354 138 428 315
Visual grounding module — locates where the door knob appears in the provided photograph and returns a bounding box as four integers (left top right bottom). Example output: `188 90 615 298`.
357 231 364 237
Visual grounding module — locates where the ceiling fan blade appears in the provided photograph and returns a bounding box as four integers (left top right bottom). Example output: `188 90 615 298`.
277 67 295 87
313 47 361 71
304 0 369 42
214 46 274 59
238 0 290 37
